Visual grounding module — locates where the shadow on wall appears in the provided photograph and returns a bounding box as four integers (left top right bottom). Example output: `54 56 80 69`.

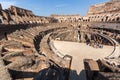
33 64 70 80
69 70 87 80
9 69 37 79
33 35 43 52
33 65 87 80
8 61 87 80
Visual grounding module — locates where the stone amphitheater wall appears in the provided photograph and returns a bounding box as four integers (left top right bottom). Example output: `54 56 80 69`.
0 4 50 24
81 1 120 23
0 1 119 79
0 23 71 79
88 1 120 15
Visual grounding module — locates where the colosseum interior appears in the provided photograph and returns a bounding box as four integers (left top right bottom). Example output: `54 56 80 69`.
0 0 120 80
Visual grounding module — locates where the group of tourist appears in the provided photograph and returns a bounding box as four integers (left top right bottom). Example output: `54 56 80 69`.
77 26 103 49
87 41 103 48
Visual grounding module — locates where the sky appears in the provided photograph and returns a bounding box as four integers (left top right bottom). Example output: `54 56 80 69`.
0 0 109 16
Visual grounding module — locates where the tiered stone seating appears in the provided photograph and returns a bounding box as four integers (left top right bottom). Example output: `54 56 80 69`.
0 0 119 79
7 33 34 47
0 22 71 79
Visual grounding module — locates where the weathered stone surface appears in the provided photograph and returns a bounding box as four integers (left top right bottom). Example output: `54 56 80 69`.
6 56 33 70
0 4 50 24
0 57 12 80
80 0 120 23
84 59 120 80
50 14 81 23
2 41 24 52
88 1 120 15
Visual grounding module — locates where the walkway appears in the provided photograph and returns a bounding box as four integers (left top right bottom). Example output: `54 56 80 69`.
53 41 114 80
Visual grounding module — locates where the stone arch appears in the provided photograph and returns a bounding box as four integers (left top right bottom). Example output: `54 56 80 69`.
101 18 104 22
78 18 81 21
116 17 119 22
112 18 115 22
105 16 109 22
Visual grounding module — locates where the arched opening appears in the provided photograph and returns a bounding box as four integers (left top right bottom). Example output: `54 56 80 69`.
105 16 108 22
101 18 103 22
112 19 115 22
116 17 119 22
78 18 81 21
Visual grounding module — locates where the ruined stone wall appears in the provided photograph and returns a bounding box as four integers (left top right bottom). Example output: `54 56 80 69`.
50 14 81 23
10 5 33 17
88 1 120 15
0 4 50 24
81 1 120 23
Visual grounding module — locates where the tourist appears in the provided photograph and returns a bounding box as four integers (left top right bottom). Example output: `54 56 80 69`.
77 26 81 42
